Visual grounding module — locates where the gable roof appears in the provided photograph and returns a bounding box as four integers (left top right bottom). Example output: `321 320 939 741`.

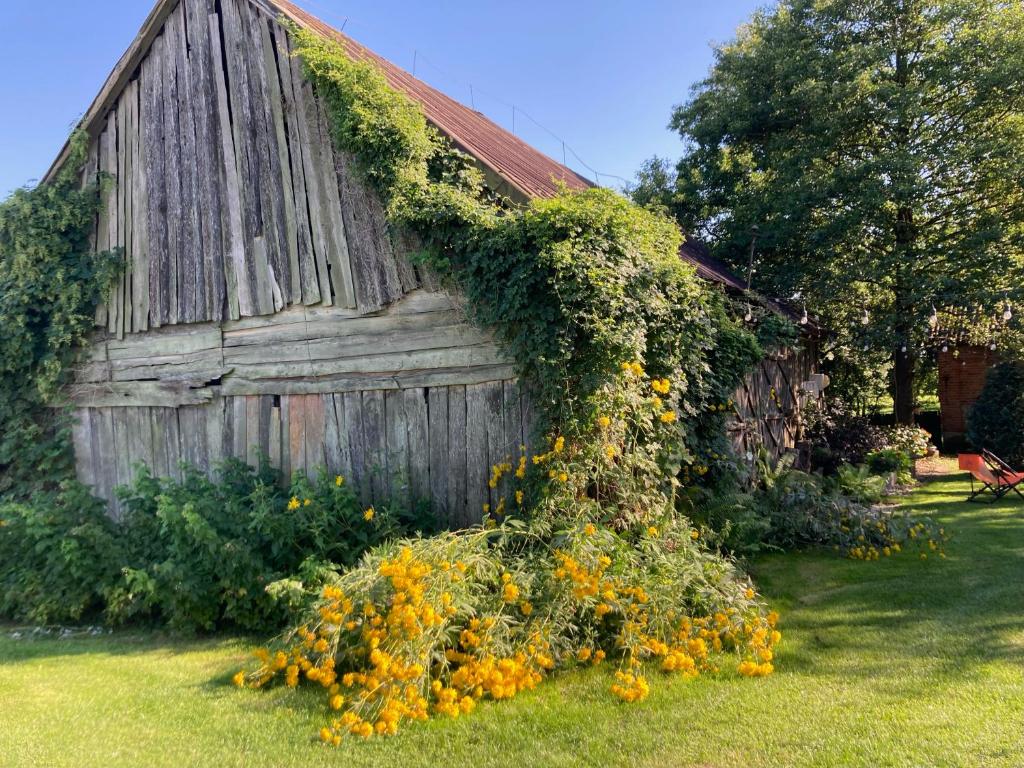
44 0 592 201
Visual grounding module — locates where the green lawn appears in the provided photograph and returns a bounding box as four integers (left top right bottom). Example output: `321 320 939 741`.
2 470 1023 767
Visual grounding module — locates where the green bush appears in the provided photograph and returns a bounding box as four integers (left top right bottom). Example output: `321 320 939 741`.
865 448 913 483
0 461 437 631
0 482 123 624
967 362 1024 468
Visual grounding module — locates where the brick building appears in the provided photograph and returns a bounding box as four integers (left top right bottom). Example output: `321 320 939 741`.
937 345 998 446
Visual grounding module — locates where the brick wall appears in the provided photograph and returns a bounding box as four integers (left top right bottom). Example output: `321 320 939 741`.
937 345 997 436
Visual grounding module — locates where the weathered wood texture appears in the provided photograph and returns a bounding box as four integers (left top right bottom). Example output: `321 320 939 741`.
73 382 532 525
726 340 820 469
87 0 422 331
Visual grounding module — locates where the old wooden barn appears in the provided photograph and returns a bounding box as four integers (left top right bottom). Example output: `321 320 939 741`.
52 0 595 524
48 0 823 522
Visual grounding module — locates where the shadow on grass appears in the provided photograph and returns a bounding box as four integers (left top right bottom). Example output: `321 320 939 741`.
753 474 1024 681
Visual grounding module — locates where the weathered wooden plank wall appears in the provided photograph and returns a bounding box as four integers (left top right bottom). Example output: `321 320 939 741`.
69 0 538 524
74 384 531 526
726 341 820 467
81 0 430 337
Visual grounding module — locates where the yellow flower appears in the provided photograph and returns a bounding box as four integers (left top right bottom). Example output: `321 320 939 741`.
647 526 658 537
744 588 755 599
584 523 597 536
502 583 520 603
519 601 533 616
604 444 616 460
363 507 375 521
330 694 344 710
630 362 644 376
553 436 565 453
335 475 344 486
557 472 568 483
690 530 699 540
515 490 524 505
287 496 300 511
659 410 677 423
597 415 611 429
304 498 312 506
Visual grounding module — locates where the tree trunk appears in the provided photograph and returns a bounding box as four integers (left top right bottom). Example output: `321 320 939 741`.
893 343 915 425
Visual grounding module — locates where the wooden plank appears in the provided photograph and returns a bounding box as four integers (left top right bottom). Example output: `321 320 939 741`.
124 407 148 483
184 0 226 323
483 381 505 511
278 393 291 481
150 408 169 478
342 392 368 506
71 409 96 489
161 11 182 325
118 88 132 337
172 1 204 325
246 395 261 466
106 325 222 359
259 15 300 306
287 393 306 479
259 395 273 465
131 74 150 332
231 396 248 459
427 387 449 523
218 364 520 397
323 392 342 475
238 0 289 311
333 146 403 313
67 380 216 408
111 408 132 512
361 390 386 505
384 390 408 507
164 407 183 481
313 89 357 308
208 10 247 319
268 401 282 472
331 393 354 481
291 64 333 306
206 397 225 476
503 380 524 460
272 23 315 306
101 114 121 336
404 388 430 506
95 409 117 513
303 394 325 477
465 384 489 525
140 35 166 329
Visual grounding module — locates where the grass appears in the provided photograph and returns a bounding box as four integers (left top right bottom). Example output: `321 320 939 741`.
2 468 1023 767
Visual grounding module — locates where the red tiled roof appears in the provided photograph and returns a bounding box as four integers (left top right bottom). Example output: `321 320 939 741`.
269 0 593 200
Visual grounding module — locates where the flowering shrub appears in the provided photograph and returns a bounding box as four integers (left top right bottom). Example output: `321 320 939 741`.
236 366 781 742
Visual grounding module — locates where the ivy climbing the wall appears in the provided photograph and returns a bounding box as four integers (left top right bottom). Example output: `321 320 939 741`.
0 132 120 497
291 24 759 466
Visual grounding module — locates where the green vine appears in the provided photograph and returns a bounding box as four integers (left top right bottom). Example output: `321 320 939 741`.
291 25 760 468
0 131 120 497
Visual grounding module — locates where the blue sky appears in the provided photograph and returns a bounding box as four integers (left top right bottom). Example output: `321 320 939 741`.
0 0 765 197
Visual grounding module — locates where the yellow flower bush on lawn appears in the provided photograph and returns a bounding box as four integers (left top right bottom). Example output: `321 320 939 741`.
235 366 781 742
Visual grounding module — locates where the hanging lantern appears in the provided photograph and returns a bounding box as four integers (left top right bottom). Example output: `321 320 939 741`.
800 305 808 325
900 343 907 353
929 305 938 326
825 350 835 361
990 341 997 351
1004 302 1013 322
860 308 870 325
941 344 948 353
744 303 753 322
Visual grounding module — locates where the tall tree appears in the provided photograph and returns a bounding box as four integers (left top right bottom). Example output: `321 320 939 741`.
648 0 1024 422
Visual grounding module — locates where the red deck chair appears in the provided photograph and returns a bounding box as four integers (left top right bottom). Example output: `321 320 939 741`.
983 449 1024 500
958 453 1024 502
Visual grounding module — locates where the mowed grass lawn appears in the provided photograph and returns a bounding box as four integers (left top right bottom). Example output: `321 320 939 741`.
2 467 1023 768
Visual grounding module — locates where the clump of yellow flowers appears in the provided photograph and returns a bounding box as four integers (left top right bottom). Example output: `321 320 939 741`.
234 364 780 742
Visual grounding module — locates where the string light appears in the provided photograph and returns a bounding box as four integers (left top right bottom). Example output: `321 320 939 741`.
800 305 808 325
1004 302 1013 322
929 305 938 326
744 304 753 322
